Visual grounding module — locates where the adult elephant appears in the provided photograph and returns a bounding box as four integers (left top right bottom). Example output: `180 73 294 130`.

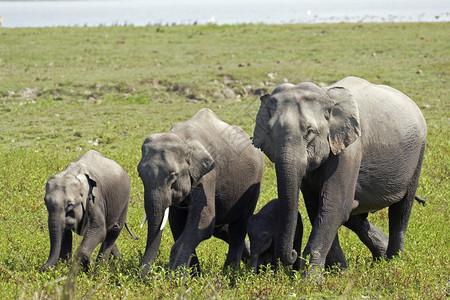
138 108 264 278
253 76 426 270
40 150 136 271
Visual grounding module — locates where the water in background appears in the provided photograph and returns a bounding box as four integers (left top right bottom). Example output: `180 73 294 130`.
0 0 449 28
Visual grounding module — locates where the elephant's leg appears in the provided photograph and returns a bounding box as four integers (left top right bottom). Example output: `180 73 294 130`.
97 207 128 263
75 227 106 268
324 235 347 270
96 224 123 263
387 192 416 259
224 183 260 268
169 205 201 275
304 150 360 269
303 223 348 270
59 229 73 262
169 183 215 271
75 203 107 267
344 213 388 260
214 224 251 262
224 220 248 268
255 249 274 272
387 145 424 259
110 242 120 258
301 182 347 270
97 242 120 262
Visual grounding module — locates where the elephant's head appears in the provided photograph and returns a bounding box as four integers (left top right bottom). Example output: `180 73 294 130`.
40 164 96 271
253 82 360 266
248 214 274 273
137 132 215 278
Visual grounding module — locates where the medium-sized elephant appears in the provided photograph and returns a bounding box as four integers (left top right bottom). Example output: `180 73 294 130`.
248 198 303 273
253 76 427 271
40 150 136 271
138 108 264 278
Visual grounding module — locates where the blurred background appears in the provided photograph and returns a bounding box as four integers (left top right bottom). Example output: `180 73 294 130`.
0 0 449 28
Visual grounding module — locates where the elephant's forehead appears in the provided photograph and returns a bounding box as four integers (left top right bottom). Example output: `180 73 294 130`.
142 140 186 160
46 175 79 193
139 149 186 176
274 91 322 107
45 182 79 207
274 96 325 119
142 134 187 156
143 142 185 156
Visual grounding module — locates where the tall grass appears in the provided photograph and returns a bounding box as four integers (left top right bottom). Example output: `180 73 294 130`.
0 22 449 298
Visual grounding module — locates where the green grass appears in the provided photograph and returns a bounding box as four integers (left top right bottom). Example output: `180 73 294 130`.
0 22 449 299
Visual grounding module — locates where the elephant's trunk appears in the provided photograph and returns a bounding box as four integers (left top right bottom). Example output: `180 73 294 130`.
40 211 64 271
250 252 260 274
139 190 168 279
274 143 305 266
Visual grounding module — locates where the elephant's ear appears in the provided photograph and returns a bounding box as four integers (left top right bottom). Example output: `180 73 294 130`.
253 94 272 150
186 140 216 184
75 163 97 200
327 87 361 155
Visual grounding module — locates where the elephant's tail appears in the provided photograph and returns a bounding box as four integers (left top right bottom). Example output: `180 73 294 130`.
125 222 139 240
414 195 426 206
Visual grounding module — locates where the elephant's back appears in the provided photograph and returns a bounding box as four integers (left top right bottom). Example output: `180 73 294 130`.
338 78 427 213
76 151 130 184
177 108 264 172
333 77 426 143
356 81 425 145
73 150 131 212
207 117 262 176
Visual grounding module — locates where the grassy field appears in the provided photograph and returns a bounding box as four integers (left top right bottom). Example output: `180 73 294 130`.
0 22 449 299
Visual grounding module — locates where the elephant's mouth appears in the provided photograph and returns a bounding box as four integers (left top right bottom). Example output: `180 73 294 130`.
65 202 87 234
65 216 77 229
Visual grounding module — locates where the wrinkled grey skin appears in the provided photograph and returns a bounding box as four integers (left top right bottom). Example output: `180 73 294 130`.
138 108 264 278
253 76 426 271
249 195 424 274
40 150 132 271
248 198 303 273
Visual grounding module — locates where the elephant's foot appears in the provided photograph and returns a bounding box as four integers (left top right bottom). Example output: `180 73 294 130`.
39 263 52 272
322 234 348 270
74 248 92 271
299 265 325 283
223 260 241 272
367 224 388 260
169 244 199 274
386 247 403 260
188 253 201 276
324 253 347 271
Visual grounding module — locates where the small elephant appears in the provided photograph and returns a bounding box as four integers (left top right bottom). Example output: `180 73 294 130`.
248 198 303 273
138 108 264 278
253 76 427 271
248 195 425 274
40 150 135 271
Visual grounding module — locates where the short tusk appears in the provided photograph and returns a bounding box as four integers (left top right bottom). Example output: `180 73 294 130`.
140 213 147 228
160 207 169 231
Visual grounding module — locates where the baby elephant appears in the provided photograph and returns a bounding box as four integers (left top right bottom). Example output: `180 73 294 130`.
40 150 135 271
248 198 303 273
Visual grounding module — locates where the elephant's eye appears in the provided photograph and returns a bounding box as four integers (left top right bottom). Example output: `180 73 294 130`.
261 231 271 240
266 118 276 132
66 202 74 211
167 172 178 185
305 127 317 141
